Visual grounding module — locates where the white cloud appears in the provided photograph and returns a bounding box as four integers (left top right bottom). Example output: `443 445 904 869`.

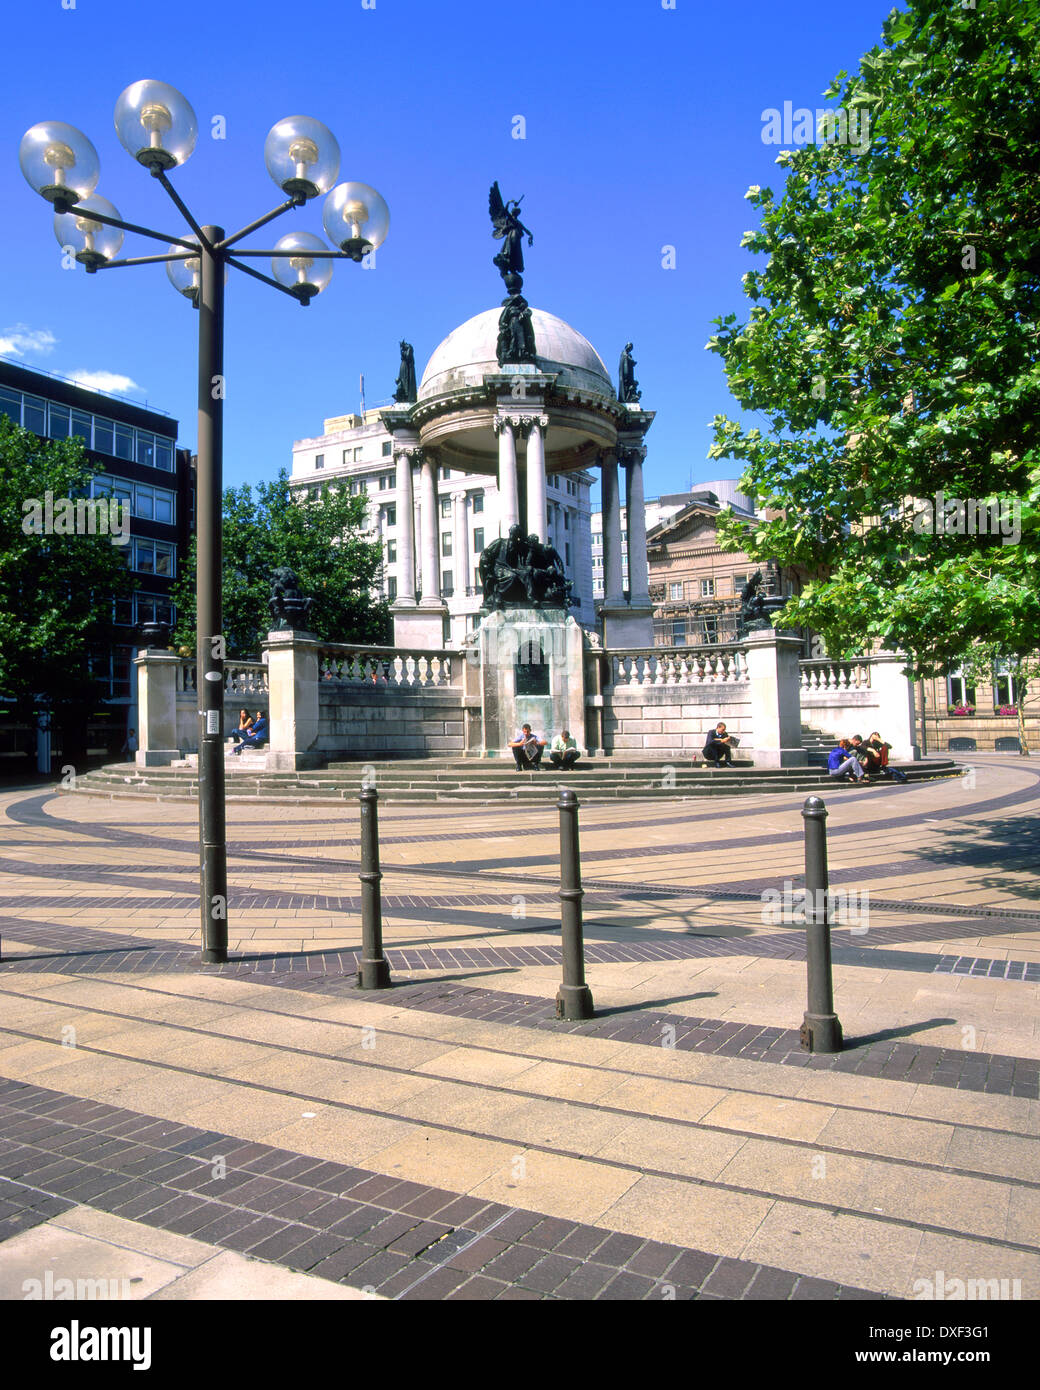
0 324 57 358
67 369 145 397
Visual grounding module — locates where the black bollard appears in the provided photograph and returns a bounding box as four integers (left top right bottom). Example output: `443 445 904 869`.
357 786 392 989
555 788 595 1020
799 795 843 1052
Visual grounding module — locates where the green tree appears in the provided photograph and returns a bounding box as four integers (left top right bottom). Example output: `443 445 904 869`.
0 415 134 734
708 0 1040 676
172 469 390 656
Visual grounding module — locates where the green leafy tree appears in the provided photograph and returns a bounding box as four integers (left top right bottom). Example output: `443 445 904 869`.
172 469 390 656
708 0 1040 676
0 415 134 738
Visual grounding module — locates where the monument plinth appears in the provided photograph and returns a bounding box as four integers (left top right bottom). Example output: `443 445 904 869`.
478 609 586 757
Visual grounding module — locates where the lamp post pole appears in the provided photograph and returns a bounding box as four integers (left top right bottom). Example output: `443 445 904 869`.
19 86 391 968
197 228 228 962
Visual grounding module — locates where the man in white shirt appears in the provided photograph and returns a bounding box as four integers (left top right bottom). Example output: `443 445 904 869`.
509 723 546 771
549 730 580 769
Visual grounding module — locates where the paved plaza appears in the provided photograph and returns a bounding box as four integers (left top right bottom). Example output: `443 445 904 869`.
1 756 1038 1302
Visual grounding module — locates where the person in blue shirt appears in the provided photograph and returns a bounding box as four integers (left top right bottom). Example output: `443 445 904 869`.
827 738 864 782
232 711 268 755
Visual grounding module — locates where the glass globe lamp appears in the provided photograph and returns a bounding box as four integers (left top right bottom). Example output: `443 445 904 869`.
264 117 340 201
19 121 99 209
271 232 333 303
115 80 197 171
53 194 124 270
322 182 389 262
166 235 202 303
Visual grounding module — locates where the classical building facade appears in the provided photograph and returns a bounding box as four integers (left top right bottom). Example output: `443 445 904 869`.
290 407 595 645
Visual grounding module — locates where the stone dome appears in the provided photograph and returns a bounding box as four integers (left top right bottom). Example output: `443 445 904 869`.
419 307 613 400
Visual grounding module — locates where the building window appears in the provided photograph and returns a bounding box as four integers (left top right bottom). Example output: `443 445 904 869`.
565 543 571 565
441 570 454 597
353 447 364 461
441 533 452 557
379 472 392 490
384 504 396 527
440 497 451 517
342 449 351 465
23 394 47 434
473 527 484 553
439 466 451 480
386 539 397 563
387 576 397 601
671 620 687 645
993 661 1018 711
563 511 570 531
315 454 324 470
472 494 483 514
947 668 976 713
135 594 175 627
669 582 682 600
701 578 716 597
133 538 175 577
382 440 392 456
48 403 71 438
0 387 22 424
701 617 719 643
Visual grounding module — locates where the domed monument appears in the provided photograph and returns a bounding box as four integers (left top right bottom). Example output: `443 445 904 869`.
381 184 655 656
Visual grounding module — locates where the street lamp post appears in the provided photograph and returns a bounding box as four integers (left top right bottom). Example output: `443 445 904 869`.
20 82 391 965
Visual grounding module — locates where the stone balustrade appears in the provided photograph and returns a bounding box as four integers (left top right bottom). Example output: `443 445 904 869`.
799 659 873 693
177 661 269 696
315 644 461 689
607 645 750 688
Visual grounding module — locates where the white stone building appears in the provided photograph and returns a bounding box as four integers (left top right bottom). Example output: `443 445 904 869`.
290 408 596 646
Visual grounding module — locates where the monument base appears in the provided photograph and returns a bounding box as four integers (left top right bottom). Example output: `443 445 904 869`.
600 600 654 649
478 609 586 757
392 601 448 649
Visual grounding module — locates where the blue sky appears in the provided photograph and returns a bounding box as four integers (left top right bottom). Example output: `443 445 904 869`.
2 0 904 504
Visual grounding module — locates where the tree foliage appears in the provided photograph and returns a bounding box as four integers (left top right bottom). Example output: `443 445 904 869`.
708 0 1040 675
0 416 133 720
172 470 390 657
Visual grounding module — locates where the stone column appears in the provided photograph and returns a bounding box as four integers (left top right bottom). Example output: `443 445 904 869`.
526 414 549 541
495 417 519 537
623 448 650 604
263 630 322 771
453 490 470 595
419 451 441 606
743 629 807 768
869 652 920 761
601 452 625 605
393 443 417 604
133 650 181 766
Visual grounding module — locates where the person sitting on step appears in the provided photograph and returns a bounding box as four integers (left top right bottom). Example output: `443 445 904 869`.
509 723 546 771
549 730 580 769
232 710 268 755
827 737 864 782
702 722 734 767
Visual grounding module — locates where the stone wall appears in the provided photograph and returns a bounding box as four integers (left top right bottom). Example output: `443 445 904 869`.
799 654 919 761
318 685 468 758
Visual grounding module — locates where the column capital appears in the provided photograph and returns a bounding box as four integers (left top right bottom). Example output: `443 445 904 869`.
496 412 536 436
618 445 647 467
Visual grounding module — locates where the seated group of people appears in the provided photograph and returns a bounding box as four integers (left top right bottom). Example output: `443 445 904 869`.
827 732 894 783
231 708 269 756
509 724 580 771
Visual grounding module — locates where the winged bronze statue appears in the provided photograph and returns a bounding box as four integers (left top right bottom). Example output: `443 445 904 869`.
489 182 533 288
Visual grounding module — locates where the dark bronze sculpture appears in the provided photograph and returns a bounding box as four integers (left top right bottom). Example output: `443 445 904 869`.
393 340 417 403
269 566 314 630
736 568 785 636
489 181 533 294
618 343 641 403
496 295 537 366
478 524 574 611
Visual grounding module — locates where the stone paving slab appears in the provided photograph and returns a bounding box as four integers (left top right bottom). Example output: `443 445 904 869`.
2 763 1040 1299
